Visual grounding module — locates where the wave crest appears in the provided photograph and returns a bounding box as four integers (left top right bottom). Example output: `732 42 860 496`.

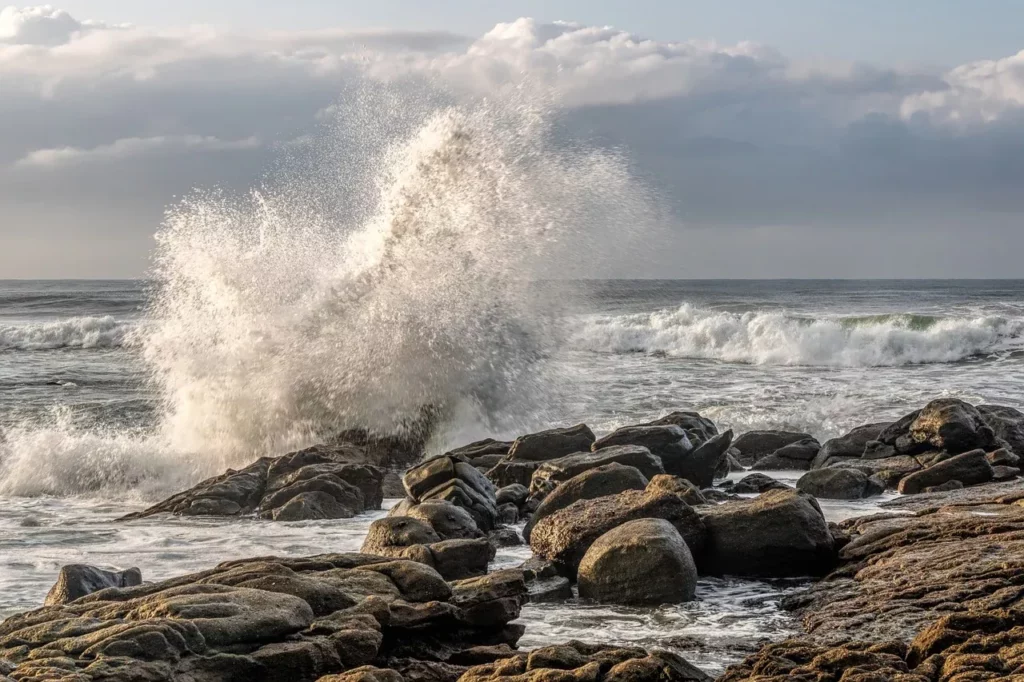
569 304 1024 367
0 316 129 351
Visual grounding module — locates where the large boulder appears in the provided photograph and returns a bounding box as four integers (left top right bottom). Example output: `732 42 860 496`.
751 438 821 471
528 445 665 500
796 468 884 500
730 431 814 467
529 483 706 576
698 489 835 577
977 404 1024 456
397 500 482 541
44 564 142 606
897 449 995 494
577 519 698 605
592 425 693 468
362 517 440 554
810 422 892 469
877 398 996 456
506 424 596 462
523 463 650 542
643 411 719 445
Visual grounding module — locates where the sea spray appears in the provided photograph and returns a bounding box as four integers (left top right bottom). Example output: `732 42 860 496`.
0 86 656 495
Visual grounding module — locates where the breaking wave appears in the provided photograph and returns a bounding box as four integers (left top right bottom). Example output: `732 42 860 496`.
0 316 131 351
569 304 1024 367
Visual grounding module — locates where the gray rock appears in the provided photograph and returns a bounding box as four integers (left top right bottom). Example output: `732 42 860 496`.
592 425 693 469
362 517 441 553
524 462 650 542
527 576 573 603
731 431 814 467
529 445 665 500
992 465 1021 482
878 399 996 456
923 480 964 493
988 448 1021 467
484 460 541 488
495 484 529 507
507 424 596 462
751 438 821 471
577 519 698 605
727 473 791 495
645 474 706 505
977 404 1024 456
698 489 835 577
897 449 994 494
44 564 142 606
529 487 706 576
642 411 719 445
810 422 892 469
271 490 358 521
796 468 884 500
402 500 481 540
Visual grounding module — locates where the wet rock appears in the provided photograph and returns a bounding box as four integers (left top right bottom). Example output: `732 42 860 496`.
44 564 143 606
496 504 519 526
714 450 746 478
577 519 698 605
447 439 513 462
527 576 573 603
592 424 693 468
363 517 441 554
643 410 719 446
528 446 664 501
988 447 1021 467
123 446 385 521
825 454 923 489
484 460 541 489
683 430 734 486
727 473 791 495
645 475 706 505
992 464 1021 481
318 666 406 682
506 424 596 462
403 456 498 531
877 398 996 456
700 488 742 502
529 484 706 576
487 528 523 549
809 422 892 469
731 431 814 468
922 479 963 493
698 489 835 577
977 403 1024 455
495 484 529 508
398 500 482 541
429 539 493 581
523 463 650 542
896 448 994 494
751 438 821 471
796 468 885 500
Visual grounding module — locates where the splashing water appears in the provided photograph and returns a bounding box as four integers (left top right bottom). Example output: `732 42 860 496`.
0 87 655 495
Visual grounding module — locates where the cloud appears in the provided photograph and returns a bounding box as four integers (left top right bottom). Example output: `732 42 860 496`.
1 7 1024 277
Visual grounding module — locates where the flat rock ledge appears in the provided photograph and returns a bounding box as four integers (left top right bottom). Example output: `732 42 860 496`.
718 477 1024 681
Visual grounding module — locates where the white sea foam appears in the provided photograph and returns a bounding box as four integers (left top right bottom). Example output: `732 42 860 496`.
0 316 130 351
0 87 655 495
569 303 1024 367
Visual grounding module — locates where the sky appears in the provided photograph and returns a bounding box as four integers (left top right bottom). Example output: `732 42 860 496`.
2 2 1024 278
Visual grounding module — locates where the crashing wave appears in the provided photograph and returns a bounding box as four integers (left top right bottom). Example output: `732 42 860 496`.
568 303 1024 367
0 316 130 351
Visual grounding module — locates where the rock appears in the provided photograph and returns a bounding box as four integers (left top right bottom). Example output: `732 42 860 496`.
496 504 518 525
992 465 1021 481
363 517 441 554
523 463 650 542
429 539 493 580
698 489 835 577
825 454 924 489
44 564 143 606
727 473 791 495
751 438 821 471
977 404 1024 455
487 528 523 549
796 468 885 500
645 475 706 505
400 500 482 541
122 445 385 521
592 424 693 468
495 484 529 508
447 439 513 461
577 519 698 605
878 398 996 456
319 666 406 682
896 449 994 494
923 480 963 493
683 430 734 486
529 446 665 500
529 485 706 576
715 450 745 478
643 410 719 445
987 447 1021 467
484 460 541 489
506 424 596 462
809 422 892 469
700 488 742 502
730 430 814 467
403 456 498 531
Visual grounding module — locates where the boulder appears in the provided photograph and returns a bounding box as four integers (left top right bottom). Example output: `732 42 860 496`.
751 438 821 471
272 490 361 521
577 519 698 605
592 424 693 468
877 398 996 456
988 448 1021 467
796 468 885 500
993 465 1022 481
506 424 596 462
977 404 1024 456
400 500 481 540
698 489 835 577
362 517 441 554
495 484 529 508
529 484 706 576
727 473 791 495
44 564 142 606
730 430 814 467
484 460 541 489
810 422 892 469
403 456 498 530
523 463 650 542
642 411 719 445
645 475 706 506
447 439 513 461
529 446 665 500
897 449 994 494
526 576 573 603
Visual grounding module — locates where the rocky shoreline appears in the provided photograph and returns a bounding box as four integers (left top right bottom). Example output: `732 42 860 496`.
3 398 1024 681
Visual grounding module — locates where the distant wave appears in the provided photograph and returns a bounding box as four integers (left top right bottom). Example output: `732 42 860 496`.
568 304 1024 367
0 316 130 351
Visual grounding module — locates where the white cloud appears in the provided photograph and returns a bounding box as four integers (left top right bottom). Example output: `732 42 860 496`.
0 4 120 45
15 135 261 168
901 50 1024 125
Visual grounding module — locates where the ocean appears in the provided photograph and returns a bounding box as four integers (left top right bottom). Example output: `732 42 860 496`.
2 278 1022 672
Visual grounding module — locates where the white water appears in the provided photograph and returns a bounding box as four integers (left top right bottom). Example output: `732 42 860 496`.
569 303 1024 367
0 316 129 351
